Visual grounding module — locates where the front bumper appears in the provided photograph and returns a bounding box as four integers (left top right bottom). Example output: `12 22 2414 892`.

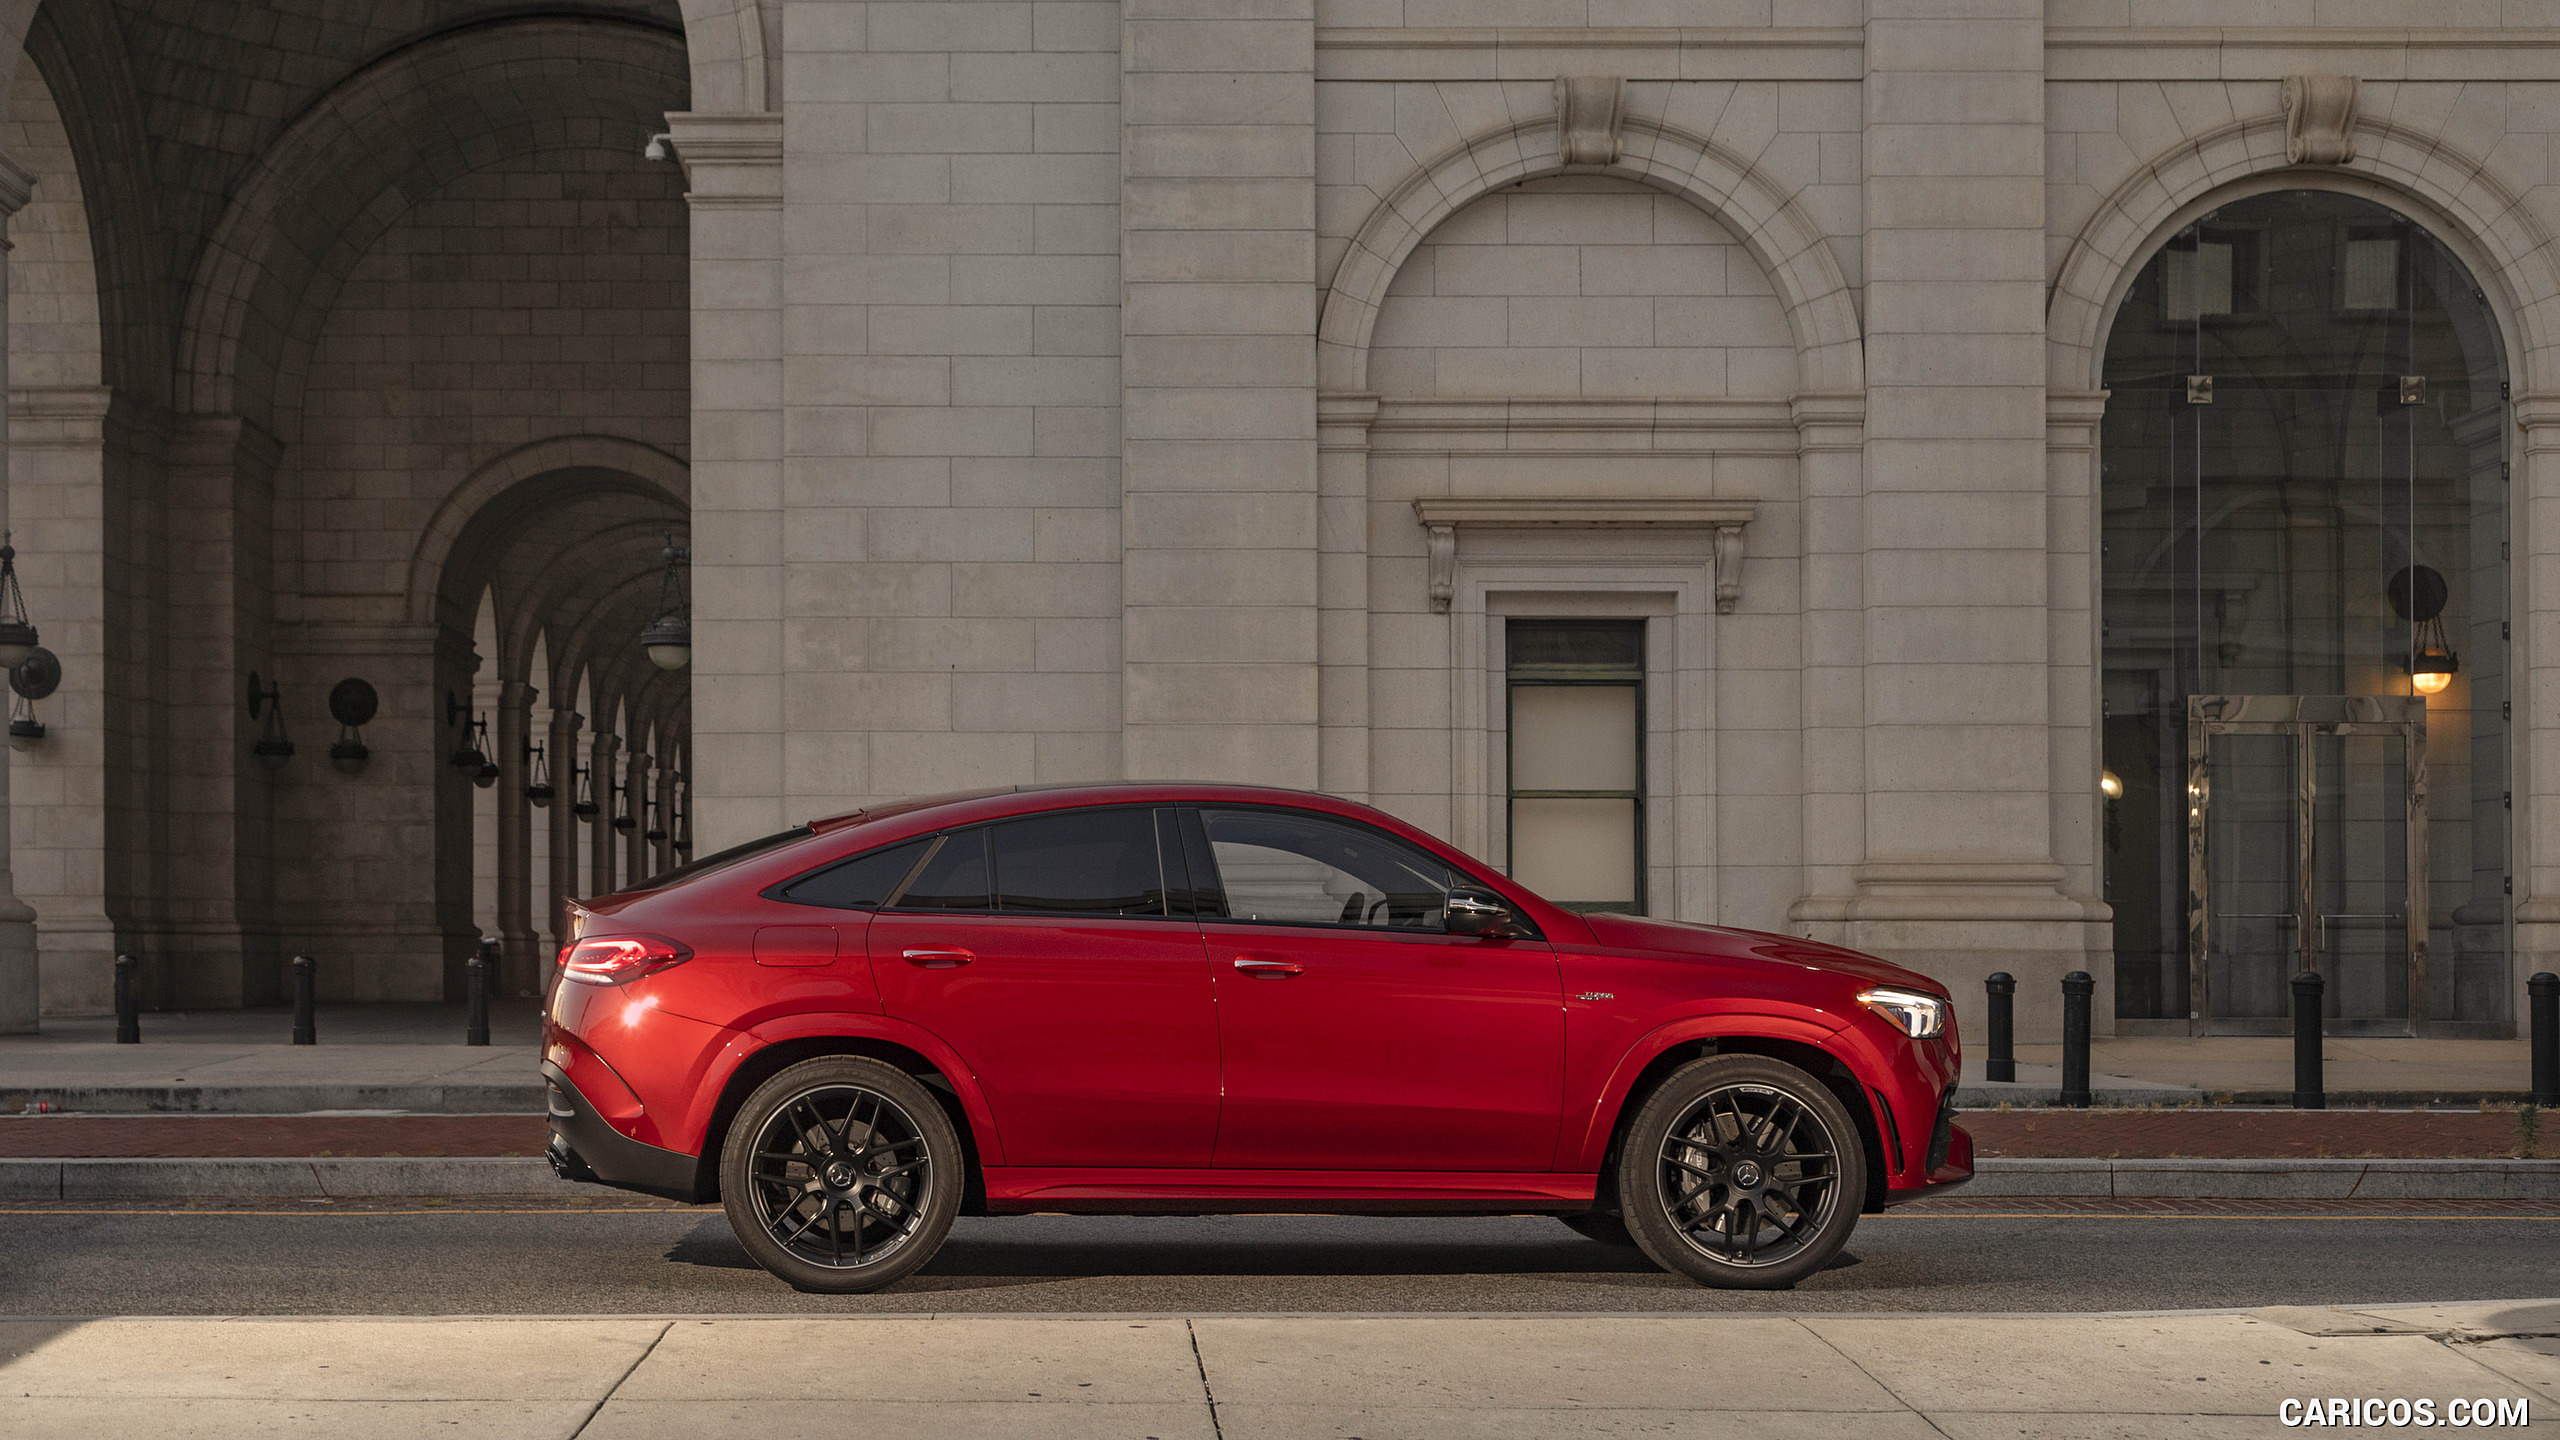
543 1062 710 1203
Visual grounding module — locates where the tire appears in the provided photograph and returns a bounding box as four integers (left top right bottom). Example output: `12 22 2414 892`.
1616 1055 1866 1290
720 1056 963 1293
1559 1212 1639 1247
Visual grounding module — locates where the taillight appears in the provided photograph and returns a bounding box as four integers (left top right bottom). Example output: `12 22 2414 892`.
560 934 693 986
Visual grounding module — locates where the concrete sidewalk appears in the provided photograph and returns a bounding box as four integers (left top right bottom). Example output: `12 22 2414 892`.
1959 1034 2542 1106
0 1003 545 1114
1 1303 2553 1438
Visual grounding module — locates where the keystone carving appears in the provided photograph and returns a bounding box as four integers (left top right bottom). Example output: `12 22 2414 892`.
1555 76 1626 167
2282 75 2359 166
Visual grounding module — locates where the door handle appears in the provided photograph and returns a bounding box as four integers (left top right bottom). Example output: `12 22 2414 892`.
1232 957 1304 979
902 948 974 969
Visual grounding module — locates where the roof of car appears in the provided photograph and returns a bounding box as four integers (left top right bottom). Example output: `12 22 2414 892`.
804 781 1361 834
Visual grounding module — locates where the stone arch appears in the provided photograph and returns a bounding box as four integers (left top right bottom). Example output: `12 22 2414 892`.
1319 113 1863 397
174 15 689 432
406 436 690 628
503 518 689 692
2049 110 2560 394
0 0 41 114
24 0 172 404
675 0 775 113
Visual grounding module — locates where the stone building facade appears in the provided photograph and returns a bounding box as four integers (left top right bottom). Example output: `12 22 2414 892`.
2 0 2557 1045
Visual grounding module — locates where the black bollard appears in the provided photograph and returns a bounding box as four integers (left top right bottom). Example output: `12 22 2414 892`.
2530 972 2558 1107
2060 970 2093 1108
113 953 139 1044
291 954 316 1045
2292 969 2326 1110
466 939 493 1047
1984 972 2017 1083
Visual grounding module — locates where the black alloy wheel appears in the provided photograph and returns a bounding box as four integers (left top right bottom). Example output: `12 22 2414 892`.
720 1056 961 1293
1618 1054 1866 1289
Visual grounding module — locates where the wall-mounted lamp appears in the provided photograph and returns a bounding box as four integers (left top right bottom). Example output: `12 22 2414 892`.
0 531 39 671
445 691 484 771
2099 768 2124 800
643 797 667 843
611 777 636 832
469 717 499 789
8 646 58 752
571 762 599 819
2387 564 2459 698
327 678 377 775
526 741 553 807
638 533 691 671
247 672 294 772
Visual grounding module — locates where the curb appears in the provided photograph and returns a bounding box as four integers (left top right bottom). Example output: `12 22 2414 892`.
0 1157 583 1200
0 1084 547 1116
1961 1157 2560 1200
3 1155 2557 1201
1953 1087 2538 1108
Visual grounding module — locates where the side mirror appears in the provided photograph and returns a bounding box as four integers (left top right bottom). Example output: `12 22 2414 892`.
1445 885 1525 939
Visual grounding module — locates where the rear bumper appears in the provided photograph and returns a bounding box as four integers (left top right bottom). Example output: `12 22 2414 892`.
543 1062 710 1203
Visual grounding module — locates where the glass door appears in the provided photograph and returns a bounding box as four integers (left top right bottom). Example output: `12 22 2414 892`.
2188 694 2426 1035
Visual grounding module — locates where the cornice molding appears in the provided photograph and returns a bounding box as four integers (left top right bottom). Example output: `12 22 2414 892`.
1412 496 1758 614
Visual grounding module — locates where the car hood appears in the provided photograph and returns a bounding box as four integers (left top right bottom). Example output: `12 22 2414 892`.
1581 913 1949 998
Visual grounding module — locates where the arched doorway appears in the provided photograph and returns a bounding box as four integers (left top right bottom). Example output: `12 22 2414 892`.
2101 189 2511 1037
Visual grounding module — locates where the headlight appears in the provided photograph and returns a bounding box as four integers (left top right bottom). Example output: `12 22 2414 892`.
1858 986 1946 1038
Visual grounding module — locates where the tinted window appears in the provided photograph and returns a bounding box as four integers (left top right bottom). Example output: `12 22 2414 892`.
991 808 1166 917
893 831 991 911
1199 808 1452 929
773 838 930 910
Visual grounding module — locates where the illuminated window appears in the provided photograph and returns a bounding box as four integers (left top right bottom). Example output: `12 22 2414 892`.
1505 620 1644 913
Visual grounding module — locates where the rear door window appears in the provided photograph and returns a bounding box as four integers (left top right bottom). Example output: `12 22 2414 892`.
989 807 1169 917
771 838 931 911
892 830 993 911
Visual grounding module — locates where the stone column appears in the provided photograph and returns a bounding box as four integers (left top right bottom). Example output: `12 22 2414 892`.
664 112 781 852
1787 393 1869 943
547 706 583 960
494 679 538 996
164 412 287 1008
1317 394 1376 801
653 749 678 875
2512 395 2560 1030
1119 0 1321 786
621 748 650 885
0 151 38 1031
588 728 620 897
8 385 116 1018
1850 0 2104 1041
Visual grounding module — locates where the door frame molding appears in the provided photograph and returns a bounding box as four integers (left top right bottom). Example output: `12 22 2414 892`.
2186 693 2428 1037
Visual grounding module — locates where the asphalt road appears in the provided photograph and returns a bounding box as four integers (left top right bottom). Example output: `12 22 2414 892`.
4 1202 2557 1316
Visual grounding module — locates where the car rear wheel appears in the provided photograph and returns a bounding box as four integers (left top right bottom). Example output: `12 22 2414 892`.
1617 1055 1865 1290
720 1056 961 1293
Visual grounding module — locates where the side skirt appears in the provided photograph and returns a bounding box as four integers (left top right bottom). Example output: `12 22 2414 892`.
982 1168 1599 1214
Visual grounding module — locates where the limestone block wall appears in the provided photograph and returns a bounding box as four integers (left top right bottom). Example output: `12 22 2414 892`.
755 0 1126 820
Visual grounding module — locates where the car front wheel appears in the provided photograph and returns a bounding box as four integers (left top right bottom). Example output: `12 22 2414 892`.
1617 1055 1866 1290
720 1056 962 1293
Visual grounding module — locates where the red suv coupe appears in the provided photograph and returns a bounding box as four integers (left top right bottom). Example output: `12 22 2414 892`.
543 783 1970 1291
